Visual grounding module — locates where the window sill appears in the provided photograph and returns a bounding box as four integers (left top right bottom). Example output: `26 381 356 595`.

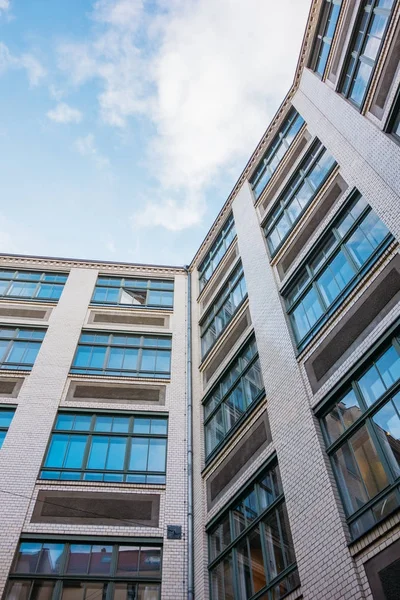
35 478 167 490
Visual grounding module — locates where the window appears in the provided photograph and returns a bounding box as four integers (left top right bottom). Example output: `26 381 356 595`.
264 141 337 255
199 214 236 292
388 88 400 142
4 540 162 600
92 277 174 309
71 333 172 379
309 0 342 76
0 270 67 301
200 263 247 358
0 327 45 371
339 0 395 108
319 333 400 539
41 411 168 483
204 337 264 459
250 109 305 201
0 407 15 448
284 193 392 350
208 461 299 600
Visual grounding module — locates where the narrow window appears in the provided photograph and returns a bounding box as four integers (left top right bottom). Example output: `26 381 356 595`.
309 0 342 77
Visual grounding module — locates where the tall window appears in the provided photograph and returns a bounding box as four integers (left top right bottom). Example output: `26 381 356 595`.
0 270 67 301
200 263 247 358
264 141 336 255
92 277 174 309
0 327 45 371
41 412 168 483
71 333 172 379
250 109 305 201
339 0 395 107
208 461 299 600
309 0 342 76
204 337 264 459
388 89 400 142
0 408 15 448
5 540 162 600
199 214 236 292
284 193 391 350
319 332 400 538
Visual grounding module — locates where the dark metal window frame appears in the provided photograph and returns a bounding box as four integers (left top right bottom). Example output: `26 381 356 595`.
338 0 396 109
282 190 393 352
40 409 168 484
0 269 67 302
203 334 265 463
0 405 16 448
308 0 343 77
385 84 400 144
262 139 337 257
198 214 237 293
6 539 163 600
0 327 46 371
250 109 305 202
91 276 174 310
70 331 172 379
207 458 299 600
316 325 400 540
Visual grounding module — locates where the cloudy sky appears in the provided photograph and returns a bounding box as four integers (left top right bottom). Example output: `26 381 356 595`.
0 0 311 265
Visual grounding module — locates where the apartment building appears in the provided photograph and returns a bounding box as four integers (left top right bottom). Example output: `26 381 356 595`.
0 0 400 599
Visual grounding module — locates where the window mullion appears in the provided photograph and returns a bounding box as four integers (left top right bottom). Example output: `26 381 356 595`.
82 434 93 475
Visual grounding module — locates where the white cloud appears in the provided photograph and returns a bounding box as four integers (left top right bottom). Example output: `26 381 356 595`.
0 0 10 14
0 42 45 86
49 84 64 101
47 102 83 124
58 0 311 231
75 133 110 169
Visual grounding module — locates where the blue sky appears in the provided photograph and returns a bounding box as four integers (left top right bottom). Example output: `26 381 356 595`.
0 0 310 266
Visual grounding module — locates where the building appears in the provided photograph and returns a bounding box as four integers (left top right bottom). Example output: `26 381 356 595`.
0 0 400 599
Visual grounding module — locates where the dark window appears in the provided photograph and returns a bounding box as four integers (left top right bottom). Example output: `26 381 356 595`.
388 88 400 142
204 337 264 459
41 411 168 483
199 214 236 292
0 407 15 448
339 0 395 108
208 462 299 600
320 334 400 539
309 0 342 76
250 109 305 201
0 270 67 302
200 263 247 358
71 333 172 379
92 277 174 309
264 141 337 255
284 192 392 351
0 327 45 371
5 540 161 600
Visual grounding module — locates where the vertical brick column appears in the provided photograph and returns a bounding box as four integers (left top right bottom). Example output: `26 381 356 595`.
0 267 97 594
232 182 364 599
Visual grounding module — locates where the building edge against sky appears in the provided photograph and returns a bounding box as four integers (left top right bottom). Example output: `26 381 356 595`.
0 1 400 599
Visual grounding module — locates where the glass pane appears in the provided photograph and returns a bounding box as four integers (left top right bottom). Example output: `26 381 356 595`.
137 585 160 600
376 346 400 389
372 399 400 476
263 509 285 580
324 389 363 443
0 410 14 428
139 547 162 577
30 582 55 600
122 348 138 372
141 349 156 372
112 417 130 433
133 418 150 434
248 527 267 592
147 438 166 471
89 545 112 574
37 543 64 574
209 516 231 561
108 347 124 370
66 545 91 573
64 435 87 469
87 437 108 470
236 539 253 599
358 364 386 406
150 418 167 435
94 416 113 432
55 414 74 430
14 543 42 573
106 437 127 470
73 347 91 368
117 546 139 575
278 503 296 566
4 581 32 600
345 223 375 267
129 438 149 471
155 350 171 373
83 584 104 600
73 415 92 431
0 430 6 448
44 434 69 468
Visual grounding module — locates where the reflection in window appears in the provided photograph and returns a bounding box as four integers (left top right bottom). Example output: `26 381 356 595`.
0 327 45 371
71 332 171 379
309 0 342 76
339 0 395 107
0 270 67 301
320 335 400 538
41 412 168 483
208 462 299 600
199 214 236 291
284 193 391 349
0 407 15 448
6 541 161 600
92 277 174 309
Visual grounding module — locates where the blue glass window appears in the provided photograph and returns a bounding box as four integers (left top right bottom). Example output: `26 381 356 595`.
0 327 45 371
284 193 391 350
250 109 305 200
0 270 67 301
0 407 15 448
339 0 395 107
310 0 342 76
92 276 174 308
71 333 171 379
199 214 236 291
264 141 336 254
41 412 168 483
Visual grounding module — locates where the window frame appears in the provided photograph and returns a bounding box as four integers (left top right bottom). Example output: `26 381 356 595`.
40 410 168 484
338 0 396 109
317 326 400 540
0 327 46 371
282 190 393 352
262 140 337 257
386 84 400 145
70 332 172 379
0 270 67 302
308 0 343 78
198 214 237 293
0 406 15 449
91 277 174 310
